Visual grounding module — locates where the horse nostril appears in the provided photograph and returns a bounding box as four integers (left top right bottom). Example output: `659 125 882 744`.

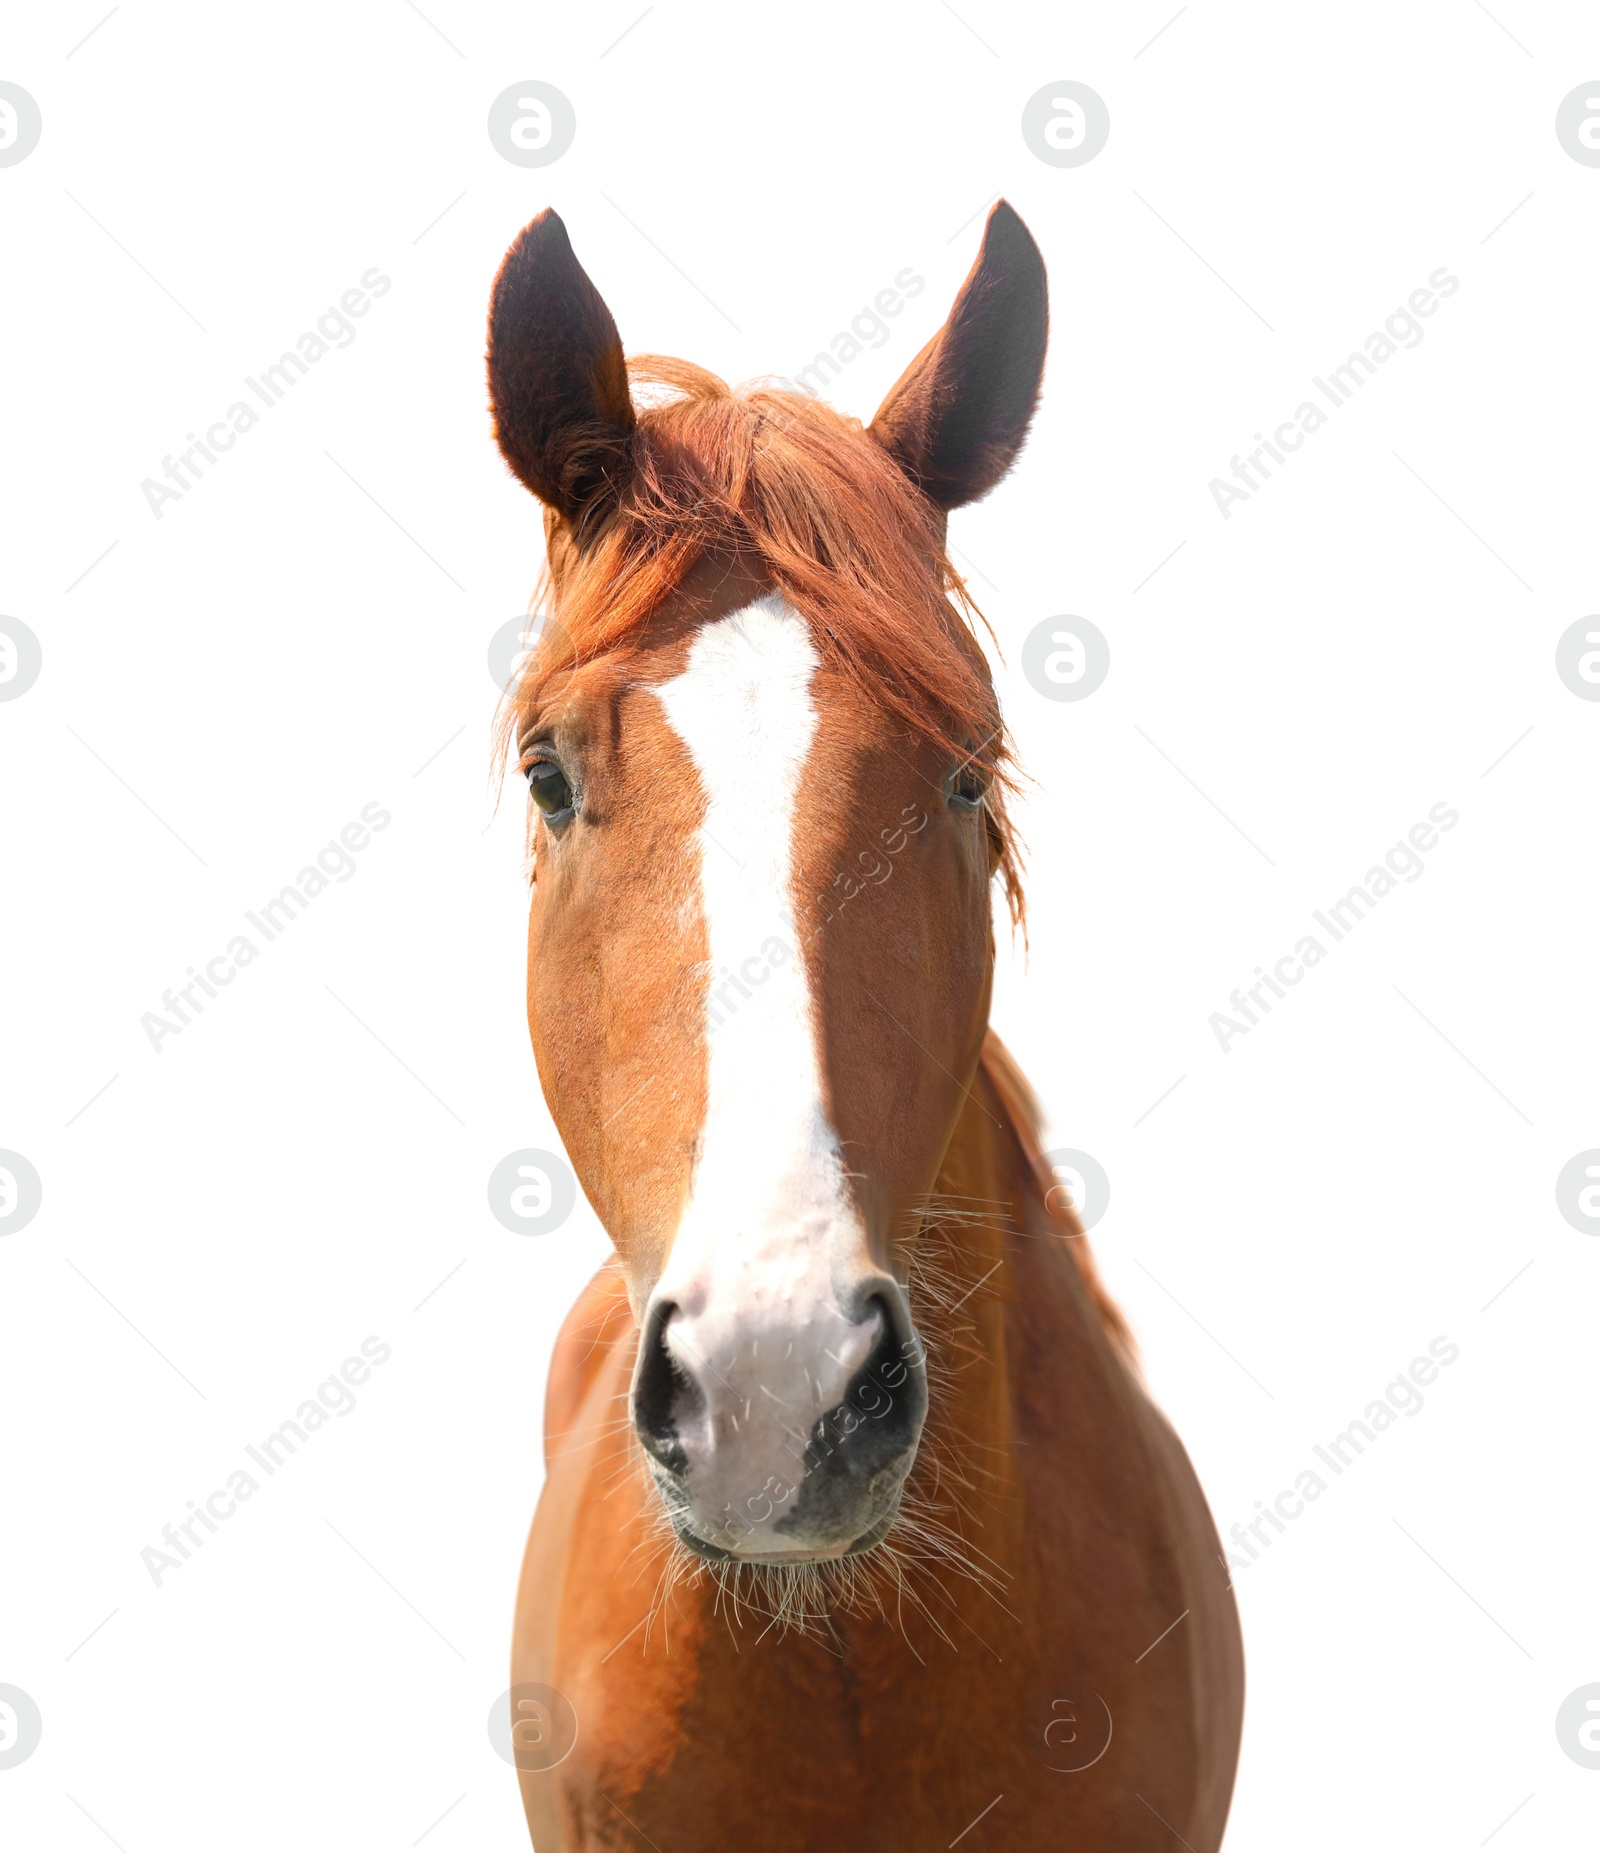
813 1288 927 1464
862 1287 923 1384
631 1299 695 1478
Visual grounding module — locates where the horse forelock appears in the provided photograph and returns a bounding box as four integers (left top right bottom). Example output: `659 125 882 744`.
499 354 1026 930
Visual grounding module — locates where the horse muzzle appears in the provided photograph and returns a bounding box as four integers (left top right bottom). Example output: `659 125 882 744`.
630 1277 928 1561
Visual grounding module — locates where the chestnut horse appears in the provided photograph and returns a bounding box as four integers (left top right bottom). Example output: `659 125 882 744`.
489 202 1243 1850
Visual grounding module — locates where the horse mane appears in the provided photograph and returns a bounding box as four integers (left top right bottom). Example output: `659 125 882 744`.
978 1032 1137 1371
503 354 1025 927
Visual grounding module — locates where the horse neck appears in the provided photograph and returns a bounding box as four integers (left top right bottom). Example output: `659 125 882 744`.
905 1031 1134 1531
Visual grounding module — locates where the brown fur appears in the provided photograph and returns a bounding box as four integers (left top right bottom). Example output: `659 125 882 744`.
515 1035 1243 1850
490 202 1244 1850
500 352 1027 927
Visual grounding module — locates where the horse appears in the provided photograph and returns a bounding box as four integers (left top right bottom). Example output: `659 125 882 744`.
487 200 1244 1851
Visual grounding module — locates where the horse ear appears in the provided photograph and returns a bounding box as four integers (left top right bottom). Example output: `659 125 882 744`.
867 201 1048 511
487 208 636 542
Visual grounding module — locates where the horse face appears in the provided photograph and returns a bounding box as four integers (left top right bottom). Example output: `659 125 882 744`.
490 205 1046 1562
521 579 997 1558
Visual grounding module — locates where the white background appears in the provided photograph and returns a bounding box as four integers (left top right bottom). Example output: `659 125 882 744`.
2 3 1596 1848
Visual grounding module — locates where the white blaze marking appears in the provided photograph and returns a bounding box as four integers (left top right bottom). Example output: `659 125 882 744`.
650 594 878 1547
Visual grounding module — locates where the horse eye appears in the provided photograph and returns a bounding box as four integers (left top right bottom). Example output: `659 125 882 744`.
526 760 574 818
949 765 986 810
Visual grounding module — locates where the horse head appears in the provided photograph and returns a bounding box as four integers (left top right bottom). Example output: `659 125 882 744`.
489 202 1047 1565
